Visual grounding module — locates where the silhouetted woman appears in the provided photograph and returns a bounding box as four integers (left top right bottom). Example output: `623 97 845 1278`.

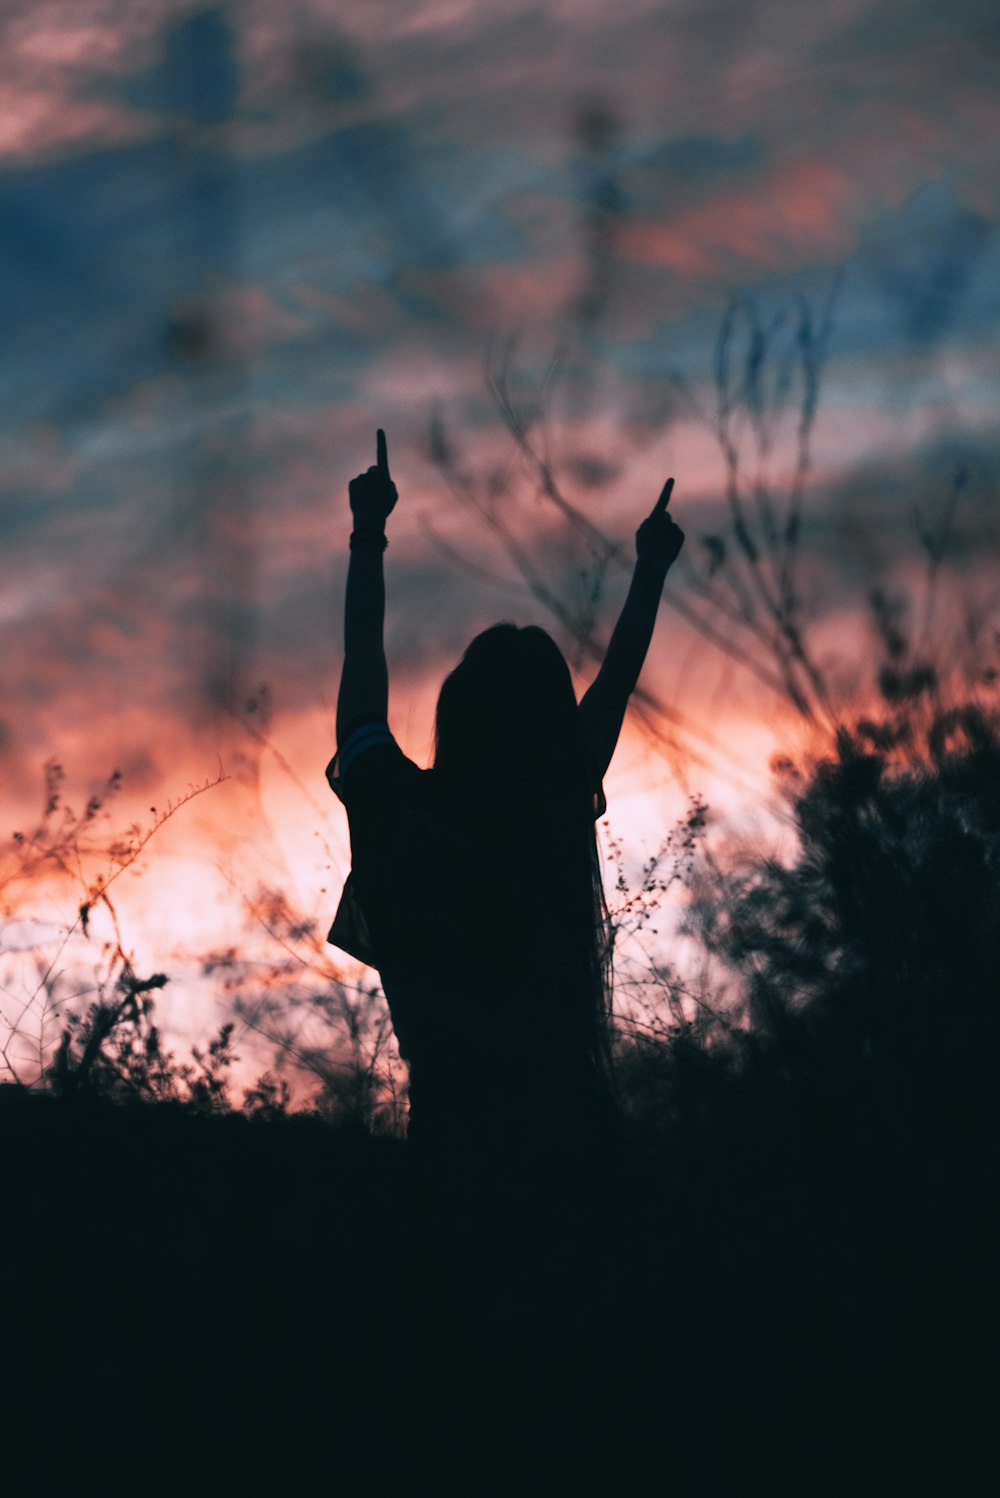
326 429 683 1171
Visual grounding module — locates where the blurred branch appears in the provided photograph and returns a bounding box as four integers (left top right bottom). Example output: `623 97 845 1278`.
428 382 780 802
1 763 228 1088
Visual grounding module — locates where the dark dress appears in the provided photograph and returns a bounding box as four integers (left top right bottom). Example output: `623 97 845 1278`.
326 713 616 1162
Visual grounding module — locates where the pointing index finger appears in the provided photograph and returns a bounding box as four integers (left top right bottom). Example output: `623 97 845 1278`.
654 477 675 514
376 428 389 474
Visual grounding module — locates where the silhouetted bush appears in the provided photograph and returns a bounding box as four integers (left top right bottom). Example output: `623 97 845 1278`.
601 682 999 1493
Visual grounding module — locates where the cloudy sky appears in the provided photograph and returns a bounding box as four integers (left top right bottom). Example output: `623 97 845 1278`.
2 0 998 1074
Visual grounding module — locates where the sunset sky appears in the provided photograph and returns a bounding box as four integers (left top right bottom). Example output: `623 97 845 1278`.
2 0 998 1088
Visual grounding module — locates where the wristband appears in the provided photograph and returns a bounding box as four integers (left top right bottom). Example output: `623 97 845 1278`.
350 527 388 550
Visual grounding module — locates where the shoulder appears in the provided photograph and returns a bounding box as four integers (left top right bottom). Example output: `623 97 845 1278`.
326 713 425 807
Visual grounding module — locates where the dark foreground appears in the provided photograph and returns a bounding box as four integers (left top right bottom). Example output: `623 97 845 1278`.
4 1084 995 1498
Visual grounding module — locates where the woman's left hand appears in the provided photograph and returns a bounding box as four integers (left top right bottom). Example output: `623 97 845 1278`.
349 428 398 528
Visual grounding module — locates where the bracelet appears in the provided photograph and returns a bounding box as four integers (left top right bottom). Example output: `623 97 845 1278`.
350 527 387 550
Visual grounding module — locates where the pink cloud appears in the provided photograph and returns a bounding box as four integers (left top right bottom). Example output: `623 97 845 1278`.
0 84 150 160
0 2 174 162
291 279 408 338
620 157 859 277
0 424 81 497
14 22 123 67
396 256 582 330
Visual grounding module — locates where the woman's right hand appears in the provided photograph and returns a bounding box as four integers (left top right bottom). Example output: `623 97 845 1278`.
635 477 684 568
349 428 398 529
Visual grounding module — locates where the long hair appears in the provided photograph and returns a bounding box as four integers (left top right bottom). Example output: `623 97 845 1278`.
432 624 616 1106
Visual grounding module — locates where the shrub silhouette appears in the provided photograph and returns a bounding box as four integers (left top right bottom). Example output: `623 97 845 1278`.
605 682 1000 1492
688 693 1000 1121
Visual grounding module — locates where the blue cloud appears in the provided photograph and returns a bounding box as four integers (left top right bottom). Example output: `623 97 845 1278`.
860 185 996 349
0 109 559 436
631 134 760 182
110 7 240 125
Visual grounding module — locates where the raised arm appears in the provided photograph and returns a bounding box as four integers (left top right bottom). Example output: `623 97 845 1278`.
336 428 398 744
578 478 684 783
